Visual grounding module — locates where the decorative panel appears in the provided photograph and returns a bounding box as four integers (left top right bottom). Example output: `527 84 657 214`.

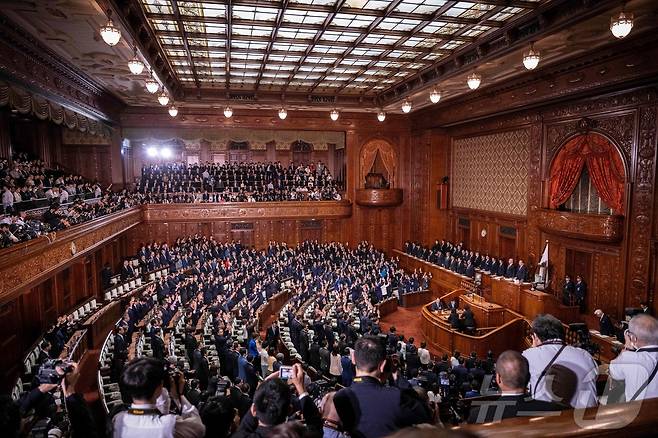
452 129 530 216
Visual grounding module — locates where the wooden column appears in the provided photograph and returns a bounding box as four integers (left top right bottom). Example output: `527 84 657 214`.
0 111 11 158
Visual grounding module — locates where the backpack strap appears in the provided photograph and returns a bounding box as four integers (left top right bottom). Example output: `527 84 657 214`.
532 344 567 398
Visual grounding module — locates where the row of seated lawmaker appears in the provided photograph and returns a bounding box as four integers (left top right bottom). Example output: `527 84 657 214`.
6 237 658 437
404 240 530 282
137 161 342 202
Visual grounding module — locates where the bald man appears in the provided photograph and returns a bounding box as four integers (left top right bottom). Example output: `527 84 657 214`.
467 350 567 424
609 314 658 401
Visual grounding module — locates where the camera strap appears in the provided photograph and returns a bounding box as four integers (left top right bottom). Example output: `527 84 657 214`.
127 408 163 416
532 344 566 398
629 348 658 401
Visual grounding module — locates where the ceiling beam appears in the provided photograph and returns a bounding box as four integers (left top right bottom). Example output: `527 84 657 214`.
254 0 289 92
225 0 232 89
171 0 200 89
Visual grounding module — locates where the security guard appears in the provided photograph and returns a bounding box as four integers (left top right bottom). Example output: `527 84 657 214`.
333 336 432 438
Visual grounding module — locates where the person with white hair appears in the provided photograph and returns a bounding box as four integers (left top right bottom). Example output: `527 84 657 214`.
609 314 658 401
594 309 616 336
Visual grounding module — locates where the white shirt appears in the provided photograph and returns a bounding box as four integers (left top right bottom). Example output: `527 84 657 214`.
609 345 658 401
330 353 343 376
450 356 459 368
59 190 69 203
2 190 13 207
113 396 205 438
523 342 598 408
418 347 431 365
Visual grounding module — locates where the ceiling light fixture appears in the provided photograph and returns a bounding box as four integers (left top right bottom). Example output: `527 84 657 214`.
100 10 121 47
610 8 634 39
161 147 172 159
128 45 144 75
429 89 441 104
158 91 170 106
224 105 233 118
330 109 339 121
377 111 386 122
522 43 541 70
146 147 158 157
168 105 178 117
278 107 288 120
467 72 482 90
401 100 412 113
145 72 159 94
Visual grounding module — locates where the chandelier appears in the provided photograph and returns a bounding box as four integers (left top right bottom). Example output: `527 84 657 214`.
522 44 541 70
401 99 412 113
610 10 634 39
467 72 481 90
224 106 233 118
429 89 441 104
168 105 178 117
100 10 121 47
377 111 386 122
278 107 288 120
145 73 159 94
158 91 170 106
128 46 144 75
330 109 339 121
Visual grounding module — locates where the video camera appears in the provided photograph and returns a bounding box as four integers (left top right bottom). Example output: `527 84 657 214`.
36 359 74 385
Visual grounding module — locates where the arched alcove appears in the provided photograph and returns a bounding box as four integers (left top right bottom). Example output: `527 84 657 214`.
359 139 397 189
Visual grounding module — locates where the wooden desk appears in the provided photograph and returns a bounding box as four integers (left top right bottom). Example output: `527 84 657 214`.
400 290 432 307
460 294 505 327
83 300 123 349
590 330 623 363
421 304 528 358
377 297 398 318
394 250 474 295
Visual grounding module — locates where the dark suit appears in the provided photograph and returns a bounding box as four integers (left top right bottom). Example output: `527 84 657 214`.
334 375 432 438
505 264 516 279
515 265 528 282
599 314 615 336
467 394 567 424
151 334 165 360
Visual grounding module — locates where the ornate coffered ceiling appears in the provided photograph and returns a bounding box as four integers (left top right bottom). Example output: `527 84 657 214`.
0 0 656 116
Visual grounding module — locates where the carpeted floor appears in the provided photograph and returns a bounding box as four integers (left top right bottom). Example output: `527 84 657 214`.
379 305 443 357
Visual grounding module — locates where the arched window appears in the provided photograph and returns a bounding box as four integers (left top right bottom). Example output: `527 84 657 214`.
549 133 625 214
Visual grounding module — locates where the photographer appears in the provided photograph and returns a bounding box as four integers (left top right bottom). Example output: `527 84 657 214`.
20 360 97 438
112 357 205 438
333 336 433 438
233 363 321 438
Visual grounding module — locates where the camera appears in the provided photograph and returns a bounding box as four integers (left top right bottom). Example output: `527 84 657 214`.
215 378 231 396
37 359 74 385
164 362 184 391
279 365 293 381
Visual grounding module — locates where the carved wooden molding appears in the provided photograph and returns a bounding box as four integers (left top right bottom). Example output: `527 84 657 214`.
534 208 624 243
0 208 142 305
355 189 403 207
142 201 353 222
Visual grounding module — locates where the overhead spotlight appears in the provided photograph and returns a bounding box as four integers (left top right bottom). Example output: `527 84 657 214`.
145 73 159 94
100 10 121 46
146 147 158 157
330 109 339 121
467 72 481 90
158 91 170 106
429 88 441 104
610 9 633 39
161 147 172 159
128 45 144 75
522 44 541 70
168 105 178 117
377 111 386 122
278 107 288 120
224 105 233 118
401 99 412 113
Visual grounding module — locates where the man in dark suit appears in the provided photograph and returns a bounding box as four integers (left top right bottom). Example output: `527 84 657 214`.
120 259 135 281
468 350 568 424
334 336 432 438
465 260 475 278
265 321 280 345
515 260 528 282
150 328 165 360
505 258 516 279
461 306 476 333
193 346 210 391
575 276 587 312
563 276 575 306
594 309 616 336
101 263 113 290
640 302 652 315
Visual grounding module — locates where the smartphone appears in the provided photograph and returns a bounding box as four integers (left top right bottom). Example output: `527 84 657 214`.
279 365 293 381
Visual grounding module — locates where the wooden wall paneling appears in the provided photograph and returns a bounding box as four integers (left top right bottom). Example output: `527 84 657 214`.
427 130 451 243
0 300 21 388
0 111 11 158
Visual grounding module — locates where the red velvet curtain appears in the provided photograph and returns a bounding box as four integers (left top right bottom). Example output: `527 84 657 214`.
549 133 625 213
